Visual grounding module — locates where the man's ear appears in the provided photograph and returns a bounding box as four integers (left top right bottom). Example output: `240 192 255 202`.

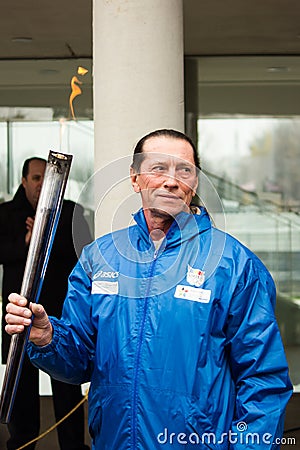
130 166 141 193
21 177 26 188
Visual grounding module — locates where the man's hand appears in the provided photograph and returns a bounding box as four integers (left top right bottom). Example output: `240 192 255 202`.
5 293 53 347
25 217 34 246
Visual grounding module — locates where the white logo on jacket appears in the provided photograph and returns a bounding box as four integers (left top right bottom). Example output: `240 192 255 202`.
93 270 119 280
186 265 205 287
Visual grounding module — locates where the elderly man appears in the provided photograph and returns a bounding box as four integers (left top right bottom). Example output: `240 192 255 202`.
5 129 292 449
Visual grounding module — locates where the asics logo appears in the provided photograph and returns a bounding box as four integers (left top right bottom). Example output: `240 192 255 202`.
93 270 119 280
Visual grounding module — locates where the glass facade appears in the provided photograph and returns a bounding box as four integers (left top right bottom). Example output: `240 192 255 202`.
0 119 94 207
198 117 300 387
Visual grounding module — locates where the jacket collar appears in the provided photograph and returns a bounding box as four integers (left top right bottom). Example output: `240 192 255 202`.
132 206 212 248
12 184 35 215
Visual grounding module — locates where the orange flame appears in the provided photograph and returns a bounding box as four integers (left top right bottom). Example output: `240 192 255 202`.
69 66 88 120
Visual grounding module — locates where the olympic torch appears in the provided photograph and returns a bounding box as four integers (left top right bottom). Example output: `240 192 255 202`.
0 151 73 423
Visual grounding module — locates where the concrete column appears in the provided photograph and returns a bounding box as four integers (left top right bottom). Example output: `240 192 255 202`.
93 0 184 237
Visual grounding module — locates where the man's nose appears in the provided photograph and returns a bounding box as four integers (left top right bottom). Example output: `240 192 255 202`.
163 170 179 188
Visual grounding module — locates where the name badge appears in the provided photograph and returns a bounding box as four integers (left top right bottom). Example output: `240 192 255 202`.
174 285 211 303
92 281 119 295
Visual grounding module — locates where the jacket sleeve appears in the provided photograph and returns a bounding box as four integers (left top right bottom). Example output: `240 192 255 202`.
27 246 96 384
225 258 293 449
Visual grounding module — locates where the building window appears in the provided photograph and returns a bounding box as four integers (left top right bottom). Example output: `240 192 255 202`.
198 116 300 388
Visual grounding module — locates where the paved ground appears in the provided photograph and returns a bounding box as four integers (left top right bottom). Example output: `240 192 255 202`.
0 395 91 449
282 393 300 448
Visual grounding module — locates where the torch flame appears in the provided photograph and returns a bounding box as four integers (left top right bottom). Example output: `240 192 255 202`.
69 66 89 120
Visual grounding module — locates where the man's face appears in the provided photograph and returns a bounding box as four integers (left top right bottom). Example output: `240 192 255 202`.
22 159 46 209
131 136 198 218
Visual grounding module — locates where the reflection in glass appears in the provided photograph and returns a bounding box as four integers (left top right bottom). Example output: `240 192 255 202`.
198 117 300 387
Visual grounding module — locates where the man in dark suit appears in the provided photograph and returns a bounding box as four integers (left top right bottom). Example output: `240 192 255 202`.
0 157 91 450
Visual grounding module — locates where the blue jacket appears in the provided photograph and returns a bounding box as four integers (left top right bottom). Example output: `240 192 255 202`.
28 207 292 449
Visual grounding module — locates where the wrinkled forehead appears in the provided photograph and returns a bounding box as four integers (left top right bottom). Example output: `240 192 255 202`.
141 137 196 166
139 152 196 169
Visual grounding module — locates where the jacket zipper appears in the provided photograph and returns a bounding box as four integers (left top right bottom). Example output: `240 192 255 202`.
131 248 159 449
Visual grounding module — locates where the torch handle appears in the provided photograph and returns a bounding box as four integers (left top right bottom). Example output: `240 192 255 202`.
0 331 29 423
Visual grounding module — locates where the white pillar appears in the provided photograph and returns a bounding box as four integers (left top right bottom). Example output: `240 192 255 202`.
93 0 184 236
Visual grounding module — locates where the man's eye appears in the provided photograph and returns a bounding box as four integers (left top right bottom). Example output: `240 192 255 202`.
152 166 166 172
178 167 192 175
